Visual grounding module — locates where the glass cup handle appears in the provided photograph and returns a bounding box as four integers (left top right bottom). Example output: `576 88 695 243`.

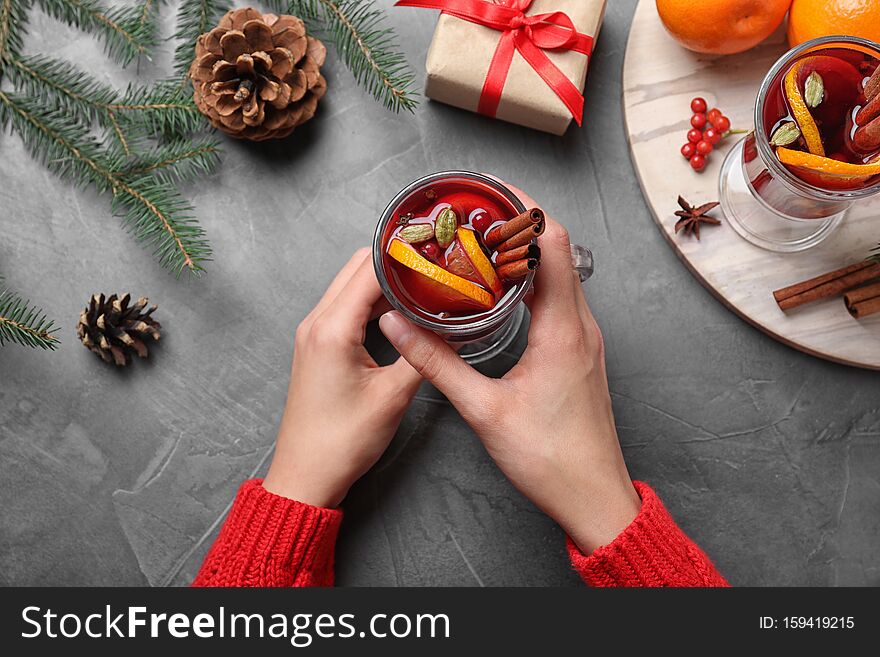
571 244 594 283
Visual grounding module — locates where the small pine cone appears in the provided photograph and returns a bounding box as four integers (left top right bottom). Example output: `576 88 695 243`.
77 293 161 367
189 7 327 141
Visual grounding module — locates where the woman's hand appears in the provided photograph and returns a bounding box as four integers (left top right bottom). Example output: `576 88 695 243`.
379 187 641 554
263 249 422 508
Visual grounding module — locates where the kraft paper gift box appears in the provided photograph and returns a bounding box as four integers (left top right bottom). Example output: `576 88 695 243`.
421 0 606 135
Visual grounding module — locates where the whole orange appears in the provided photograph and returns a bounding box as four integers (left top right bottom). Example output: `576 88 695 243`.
656 0 792 55
788 0 880 47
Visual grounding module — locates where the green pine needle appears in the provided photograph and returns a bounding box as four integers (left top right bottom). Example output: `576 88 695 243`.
0 0 30 64
109 175 211 276
0 281 60 350
137 0 159 29
173 0 232 77
115 136 221 186
280 0 418 113
6 55 207 152
0 90 212 277
34 0 157 66
6 54 119 126
113 78 206 137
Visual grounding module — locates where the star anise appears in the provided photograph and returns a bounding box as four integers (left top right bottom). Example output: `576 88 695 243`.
674 196 721 240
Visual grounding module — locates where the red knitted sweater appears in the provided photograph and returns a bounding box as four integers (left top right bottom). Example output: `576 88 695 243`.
193 480 728 587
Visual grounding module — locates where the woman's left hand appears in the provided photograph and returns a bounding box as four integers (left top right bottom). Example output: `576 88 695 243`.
263 248 422 508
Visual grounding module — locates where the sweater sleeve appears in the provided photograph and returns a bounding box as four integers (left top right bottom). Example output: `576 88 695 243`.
567 481 729 587
192 479 342 587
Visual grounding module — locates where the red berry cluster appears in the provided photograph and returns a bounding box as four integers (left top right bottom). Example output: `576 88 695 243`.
681 98 732 172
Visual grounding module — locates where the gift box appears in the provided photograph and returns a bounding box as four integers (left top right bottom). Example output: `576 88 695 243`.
399 0 606 135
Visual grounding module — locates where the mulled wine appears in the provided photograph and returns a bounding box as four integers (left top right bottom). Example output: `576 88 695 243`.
762 45 880 191
377 177 542 325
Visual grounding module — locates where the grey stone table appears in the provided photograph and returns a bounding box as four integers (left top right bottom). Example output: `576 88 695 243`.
1 1 878 587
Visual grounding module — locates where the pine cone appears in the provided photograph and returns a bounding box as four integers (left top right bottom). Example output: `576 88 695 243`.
77 294 161 366
190 7 327 141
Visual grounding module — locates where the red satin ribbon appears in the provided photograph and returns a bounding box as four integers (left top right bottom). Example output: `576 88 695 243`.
396 0 593 124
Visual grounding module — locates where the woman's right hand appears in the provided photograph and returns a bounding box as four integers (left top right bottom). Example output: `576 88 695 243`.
379 187 641 555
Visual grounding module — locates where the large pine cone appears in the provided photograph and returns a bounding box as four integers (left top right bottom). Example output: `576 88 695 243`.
77 293 161 366
190 7 327 141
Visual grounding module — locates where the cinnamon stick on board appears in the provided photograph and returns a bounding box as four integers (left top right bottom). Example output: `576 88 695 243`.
772 261 880 311
485 208 545 249
496 258 539 281
495 221 546 252
494 243 540 266
844 282 880 318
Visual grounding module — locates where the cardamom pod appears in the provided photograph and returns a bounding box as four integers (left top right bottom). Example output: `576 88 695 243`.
398 224 435 244
805 71 824 108
435 207 457 248
770 121 801 146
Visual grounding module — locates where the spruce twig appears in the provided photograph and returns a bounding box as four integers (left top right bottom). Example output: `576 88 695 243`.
137 0 158 28
6 56 204 148
111 79 204 136
0 279 60 350
172 0 231 77
280 0 418 113
114 136 221 186
0 90 211 276
34 0 156 66
0 0 29 64
6 54 119 126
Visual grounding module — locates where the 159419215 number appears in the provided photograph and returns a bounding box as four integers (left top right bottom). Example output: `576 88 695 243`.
783 617 854 629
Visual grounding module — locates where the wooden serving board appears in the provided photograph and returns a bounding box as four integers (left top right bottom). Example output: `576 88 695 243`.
622 0 880 370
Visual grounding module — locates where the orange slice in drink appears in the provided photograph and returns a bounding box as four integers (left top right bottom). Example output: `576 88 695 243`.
456 227 503 296
776 147 880 190
387 239 495 314
784 59 825 157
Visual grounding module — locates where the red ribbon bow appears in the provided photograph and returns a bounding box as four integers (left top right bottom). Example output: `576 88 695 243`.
396 0 593 124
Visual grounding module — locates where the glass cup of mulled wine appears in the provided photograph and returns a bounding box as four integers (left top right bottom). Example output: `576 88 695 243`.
719 36 880 252
373 171 593 364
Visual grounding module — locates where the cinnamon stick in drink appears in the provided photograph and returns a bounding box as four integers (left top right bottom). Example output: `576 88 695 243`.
496 257 539 281
853 115 880 152
865 65 880 102
772 260 880 311
495 220 545 252
485 208 545 249
844 282 880 318
494 243 540 266
856 94 880 126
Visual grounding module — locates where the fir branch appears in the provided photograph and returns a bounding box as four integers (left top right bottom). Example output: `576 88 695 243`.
283 0 418 113
138 0 157 28
0 0 29 64
107 108 131 155
0 90 211 276
173 0 231 77
34 0 156 66
5 56 203 150
110 175 210 275
111 79 206 137
6 54 118 127
115 136 221 186
0 281 60 350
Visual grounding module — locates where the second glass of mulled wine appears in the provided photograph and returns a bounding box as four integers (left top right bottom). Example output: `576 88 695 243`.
719 36 880 252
